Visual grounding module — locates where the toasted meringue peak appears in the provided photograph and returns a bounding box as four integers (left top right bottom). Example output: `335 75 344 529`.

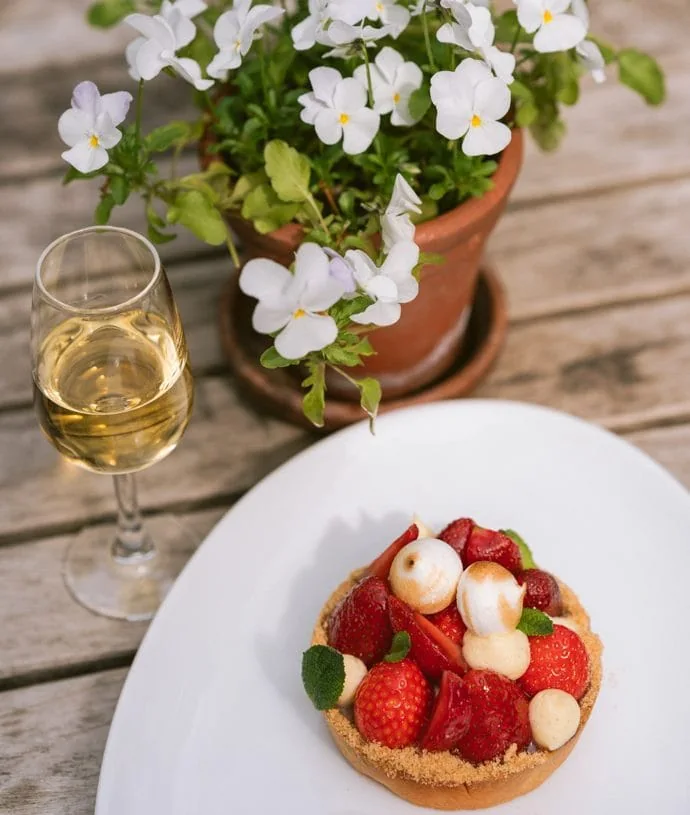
412 514 436 539
389 538 462 614
456 561 526 636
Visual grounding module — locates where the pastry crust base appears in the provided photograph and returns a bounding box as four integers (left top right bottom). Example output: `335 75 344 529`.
312 570 603 811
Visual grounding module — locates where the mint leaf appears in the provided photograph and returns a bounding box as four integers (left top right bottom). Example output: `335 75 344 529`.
384 631 411 663
301 645 345 710
264 140 312 203
260 347 297 369
503 529 536 569
618 49 665 106
517 608 553 636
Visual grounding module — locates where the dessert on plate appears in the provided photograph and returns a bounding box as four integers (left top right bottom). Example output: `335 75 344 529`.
302 516 602 810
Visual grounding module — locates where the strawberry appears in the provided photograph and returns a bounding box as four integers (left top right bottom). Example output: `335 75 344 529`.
420 671 472 751
438 517 474 561
426 604 467 645
328 576 392 667
354 658 432 748
367 523 419 580
518 624 590 700
458 670 531 763
464 527 522 573
517 569 563 616
389 595 467 680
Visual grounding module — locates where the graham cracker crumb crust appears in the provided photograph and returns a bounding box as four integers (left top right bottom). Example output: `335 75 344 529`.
311 570 603 788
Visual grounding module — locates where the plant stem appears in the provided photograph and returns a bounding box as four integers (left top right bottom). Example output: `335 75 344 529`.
362 44 375 107
259 37 269 104
422 2 437 71
305 192 331 238
328 363 360 389
134 79 145 142
225 232 241 268
510 23 522 54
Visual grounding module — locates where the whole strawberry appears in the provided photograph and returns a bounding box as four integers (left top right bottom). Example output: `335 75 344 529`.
354 659 432 748
427 604 467 645
328 577 392 667
420 671 472 751
517 569 563 616
458 670 531 763
464 527 522 573
438 517 474 560
518 624 590 700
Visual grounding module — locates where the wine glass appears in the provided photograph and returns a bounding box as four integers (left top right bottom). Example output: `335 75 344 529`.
31 226 196 621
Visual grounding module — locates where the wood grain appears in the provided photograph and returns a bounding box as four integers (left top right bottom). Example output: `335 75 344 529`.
0 668 126 815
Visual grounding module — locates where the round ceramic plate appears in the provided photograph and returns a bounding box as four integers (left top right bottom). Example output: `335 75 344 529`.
96 401 690 815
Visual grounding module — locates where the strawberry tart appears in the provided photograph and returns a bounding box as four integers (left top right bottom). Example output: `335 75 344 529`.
302 517 603 810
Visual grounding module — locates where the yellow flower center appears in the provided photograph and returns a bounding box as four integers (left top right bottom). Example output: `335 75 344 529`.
393 92 401 103
88 134 100 148
542 9 553 23
293 308 307 319
235 39 242 50
471 114 482 128
339 113 350 125
376 2 384 11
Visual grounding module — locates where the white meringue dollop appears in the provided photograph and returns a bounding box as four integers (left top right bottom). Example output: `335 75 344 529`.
389 538 462 614
528 689 581 751
337 654 368 707
412 514 436 539
462 629 530 680
456 561 526 636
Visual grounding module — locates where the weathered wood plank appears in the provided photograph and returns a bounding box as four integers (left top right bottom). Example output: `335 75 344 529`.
0 668 126 815
0 508 225 686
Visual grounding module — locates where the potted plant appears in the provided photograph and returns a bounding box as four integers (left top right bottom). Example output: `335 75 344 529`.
60 0 664 427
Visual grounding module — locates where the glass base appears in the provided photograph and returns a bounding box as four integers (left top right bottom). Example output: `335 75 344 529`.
63 515 198 621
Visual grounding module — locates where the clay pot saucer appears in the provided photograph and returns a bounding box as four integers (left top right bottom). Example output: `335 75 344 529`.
219 266 507 431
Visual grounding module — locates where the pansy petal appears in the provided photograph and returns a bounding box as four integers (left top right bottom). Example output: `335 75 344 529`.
382 213 414 252
94 114 122 148
275 313 338 359
548 0 572 14
240 258 292 301
430 70 458 105
309 66 343 105
61 142 109 174
435 105 472 140
330 0 370 26
396 274 420 303
325 20 360 45
533 14 586 53
395 61 423 91
391 94 416 126
570 0 589 26
342 109 380 155
467 5 494 48
170 57 215 90
383 241 420 284
213 10 240 47
474 77 511 121
165 8 197 47
298 93 327 124
125 13 176 50
174 0 207 17
462 118 511 156
388 174 422 215
58 109 91 148
351 300 401 327
125 38 144 80
383 5 410 36
483 46 515 84
515 0 543 33
245 4 284 34
334 77 368 113
314 109 343 145
577 40 606 82
99 91 133 127
455 57 493 90
292 243 344 310
365 274 399 302
252 303 293 334
375 46 405 83
134 37 168 81
344 249 378 286
208 50 240 79
71 81 101 118
292 15 319 50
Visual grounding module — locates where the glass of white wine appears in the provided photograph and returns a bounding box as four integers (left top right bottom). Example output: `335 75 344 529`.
31 226 195 621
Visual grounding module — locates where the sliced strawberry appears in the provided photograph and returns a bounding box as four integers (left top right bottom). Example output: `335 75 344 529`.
389 595 467 680
464 527 522 573
426 605 467 645
328 576 392 667
458 670 531 763
517 569 563 616
518 625 590 700
419 671 472 751
366 523 419 580
438 517 474 561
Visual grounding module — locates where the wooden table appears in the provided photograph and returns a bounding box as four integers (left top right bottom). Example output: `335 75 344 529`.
2 0 689 811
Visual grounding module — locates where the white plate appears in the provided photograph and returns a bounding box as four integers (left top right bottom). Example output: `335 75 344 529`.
96 401 690 815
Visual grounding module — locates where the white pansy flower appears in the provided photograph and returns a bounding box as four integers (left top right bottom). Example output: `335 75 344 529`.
430 58 511 156
298 67 380 155
381 173 422 252
437 3 515 84
364 0 410 37
58 81 132 174
208 0 284 79
125 11 214 90
576 40 606 83
324 247 358 294
347 242 420 326
515 0 586 54
239 243 345 360
291 0 371 50
353 47 423 126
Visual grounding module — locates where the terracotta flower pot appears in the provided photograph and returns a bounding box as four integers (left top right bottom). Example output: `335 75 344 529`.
202 129 523 400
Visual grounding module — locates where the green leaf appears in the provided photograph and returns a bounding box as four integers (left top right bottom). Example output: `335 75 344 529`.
530 112 566 152
408 84 431 122
517 608 554 637
147 224 177 245
515 101 538 127
94 195 115 225
494 10 530 45
302 361 326 428
228 171 267 208
557 76 580 106
323 346 363 367
589 36 617 65
87 0 135 27
167 190 227 246
109 175 130 206
146 122 192 153
301 645 345 710
618 49 666 105
241 184 300 234
264 140 312 203
502 529 537 569
358 377 381 432
384 631 411 663
510 80 534 103
260 347 298 369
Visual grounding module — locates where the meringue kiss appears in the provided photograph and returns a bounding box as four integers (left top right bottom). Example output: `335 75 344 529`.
456 561 526 636
389 538 462 614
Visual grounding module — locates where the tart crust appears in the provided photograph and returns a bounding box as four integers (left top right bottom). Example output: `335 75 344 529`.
311 570 603 811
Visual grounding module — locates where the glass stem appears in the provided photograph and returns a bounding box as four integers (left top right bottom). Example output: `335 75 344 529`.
112 474 154 561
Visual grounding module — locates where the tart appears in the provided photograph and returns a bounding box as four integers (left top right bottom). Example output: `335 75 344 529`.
302 518 603 810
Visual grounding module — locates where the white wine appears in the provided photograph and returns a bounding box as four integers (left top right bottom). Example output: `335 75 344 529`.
33 309 194 474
